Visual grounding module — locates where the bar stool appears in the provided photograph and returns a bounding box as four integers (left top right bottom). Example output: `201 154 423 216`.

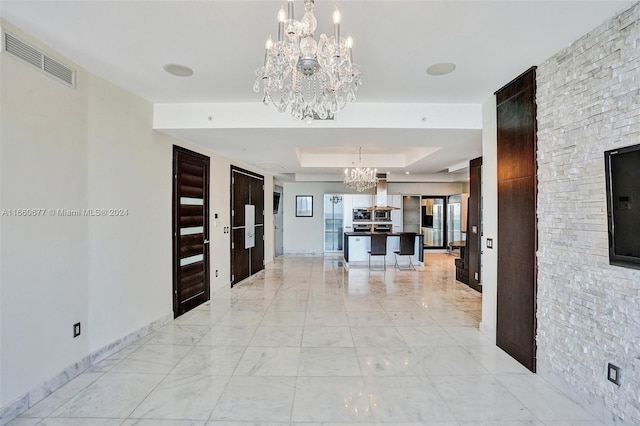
368 233 387 270
394 232 416 270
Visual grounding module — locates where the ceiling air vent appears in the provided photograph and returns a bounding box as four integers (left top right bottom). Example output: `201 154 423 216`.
3 32 76 87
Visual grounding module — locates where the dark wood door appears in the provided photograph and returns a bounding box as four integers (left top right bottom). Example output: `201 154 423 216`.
495 67 537 372
173 146 210 318
231 166 264 286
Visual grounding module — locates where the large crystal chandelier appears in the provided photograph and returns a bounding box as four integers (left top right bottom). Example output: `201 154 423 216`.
344 147 377 192
253 0 362 121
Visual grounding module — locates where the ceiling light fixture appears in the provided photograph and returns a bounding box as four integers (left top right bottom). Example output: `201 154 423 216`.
254 0 362 122
426 62 456 76
344 147 377 192
163 63 194 77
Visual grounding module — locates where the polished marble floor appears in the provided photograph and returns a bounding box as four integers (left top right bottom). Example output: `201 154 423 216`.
10 254 603 426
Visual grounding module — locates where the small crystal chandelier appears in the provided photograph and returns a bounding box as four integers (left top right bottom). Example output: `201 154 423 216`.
344 147 378 192
253 0 362 122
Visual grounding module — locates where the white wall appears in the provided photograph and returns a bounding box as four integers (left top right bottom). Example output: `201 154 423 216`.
480 95 497 341
0 21 273 412
1 23 90 405
282 181 465 254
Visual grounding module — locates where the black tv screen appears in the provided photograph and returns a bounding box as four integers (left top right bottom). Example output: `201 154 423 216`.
605 143 640 269
273 191 281 214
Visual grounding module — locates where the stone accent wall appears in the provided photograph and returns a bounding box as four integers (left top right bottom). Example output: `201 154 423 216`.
536 3 640 424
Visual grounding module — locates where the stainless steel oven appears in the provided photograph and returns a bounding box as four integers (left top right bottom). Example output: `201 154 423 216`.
373 210 391 221
353 224 371 233
353 209 371 222
373 223 392 233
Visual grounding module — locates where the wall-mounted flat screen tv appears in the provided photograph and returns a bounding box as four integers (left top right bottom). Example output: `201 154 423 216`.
273 191 281 214
604 143 640 269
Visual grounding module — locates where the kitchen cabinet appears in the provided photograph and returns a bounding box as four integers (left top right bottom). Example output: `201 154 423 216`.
352 194 373 208
342 194 353 232
403 195 421 233
391 194 403 233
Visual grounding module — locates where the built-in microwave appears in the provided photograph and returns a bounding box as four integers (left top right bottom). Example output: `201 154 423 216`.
373 210 391 221
353 209 371 222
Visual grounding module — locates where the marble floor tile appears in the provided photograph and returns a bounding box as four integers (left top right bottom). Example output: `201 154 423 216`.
365 376 455 422
347 311 394 327
5 419 43 426
357 346 424 377
259 311 306 327
496 374 601 422
19 373 103 418
249 326 303 347
414 346 490 376
292 377 373 422
305 311 349 327
395 326 458 347
123 420 206 425
51 373 164 418
297 347 361 376
387 311 437 326
197 326 257 347
170 346 245 375
37 419 124 425
210 376 295 422
110 344 192 374
130 374 229 420
351 327 407 347
431 375 538 422
142 325 211 346
234 347 300 376
301 326 354 348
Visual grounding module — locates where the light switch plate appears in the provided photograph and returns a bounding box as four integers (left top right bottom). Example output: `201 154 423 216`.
487 238 493 249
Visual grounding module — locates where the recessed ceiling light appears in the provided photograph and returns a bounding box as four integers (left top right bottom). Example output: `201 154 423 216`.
405 171 410 175
163 63 194 77
426 62 456 76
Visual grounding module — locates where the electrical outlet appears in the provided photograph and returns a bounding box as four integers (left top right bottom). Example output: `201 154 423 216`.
73 322 81 338
608 363 621 386
215 270 218 277
474 272 479 280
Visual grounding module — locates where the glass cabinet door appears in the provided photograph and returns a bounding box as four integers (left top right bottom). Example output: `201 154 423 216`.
324 195 344 252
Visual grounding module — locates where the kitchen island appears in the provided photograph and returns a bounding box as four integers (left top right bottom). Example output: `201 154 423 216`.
343 232 424 265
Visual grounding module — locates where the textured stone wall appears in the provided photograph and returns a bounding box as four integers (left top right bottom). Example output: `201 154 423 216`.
536 3 640 424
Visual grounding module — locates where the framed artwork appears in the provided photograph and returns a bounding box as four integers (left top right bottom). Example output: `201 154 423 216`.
296 195 313 217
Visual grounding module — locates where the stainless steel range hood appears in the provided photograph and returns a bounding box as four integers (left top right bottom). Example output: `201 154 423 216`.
367 174 399 211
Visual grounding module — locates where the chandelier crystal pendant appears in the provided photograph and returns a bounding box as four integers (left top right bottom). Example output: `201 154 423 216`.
344 147 378 192
253 0 362 122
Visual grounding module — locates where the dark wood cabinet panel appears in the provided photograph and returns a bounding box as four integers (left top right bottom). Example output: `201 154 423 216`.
467 157 483 291
497 177 537 371
497 87 536 181
495 66 537 372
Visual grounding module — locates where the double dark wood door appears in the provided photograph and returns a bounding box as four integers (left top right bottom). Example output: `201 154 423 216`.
231 166 264 286
172 146 210 318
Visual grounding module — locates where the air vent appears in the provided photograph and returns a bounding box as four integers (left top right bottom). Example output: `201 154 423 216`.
3 32 75 87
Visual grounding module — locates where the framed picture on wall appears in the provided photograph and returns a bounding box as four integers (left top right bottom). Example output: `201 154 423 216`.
296 195 313 217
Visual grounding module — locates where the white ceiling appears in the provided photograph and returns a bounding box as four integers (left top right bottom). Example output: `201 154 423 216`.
1 0 632 181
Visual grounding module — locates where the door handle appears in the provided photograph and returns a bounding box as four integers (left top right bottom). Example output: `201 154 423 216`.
204 239 210 244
